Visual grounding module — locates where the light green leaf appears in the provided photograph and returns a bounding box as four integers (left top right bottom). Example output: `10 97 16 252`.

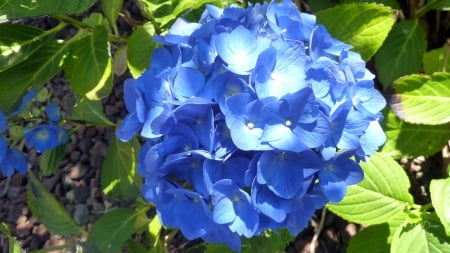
127 22 155 78
0 39 68 113
375 20 427 87
0 0 96 19
389 72 450 125
316 3 396 61
101 0 123 34
0 23 55 71
88 208 137 252
342 0 400 8
0 223 24 253
381 109 450 159
391 214 450 253
27 171 83 236
65 25 113 100
423 46 450 74
70 97 115 126
101 136 141 199
430 178 450 236
327 152 414 225
39 143 68 176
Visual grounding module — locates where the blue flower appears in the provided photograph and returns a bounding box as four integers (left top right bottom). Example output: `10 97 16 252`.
45 103 62 123
0 110 7 131
24 124 68 153
0 148 27 176
11 88 37 116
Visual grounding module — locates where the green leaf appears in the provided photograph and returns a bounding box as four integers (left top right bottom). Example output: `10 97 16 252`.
0 0 96 19
347 223 390 253
148 215 162 247
342 0 400 8
39 143 68 176
127 22 156 78
70 97 115 126
101 0 123 34
0 39 68 113
127 240 149 253
241 228 294 253
375 20 427 87
389 72 450 125
327 152 414 225
65 25 113 100
430 178 450 236
308 0 335 12
391 214 450 253
27 171 83 236
431 0 450 10
113 45 128 76
0 23 55 71
423 46 450 74
88 208 137 252
101 136 141 199
316 3 396 61
381 109 450 158
0 223 24 253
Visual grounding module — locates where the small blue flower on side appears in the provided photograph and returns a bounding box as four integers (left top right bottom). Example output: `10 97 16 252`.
24 125 68 153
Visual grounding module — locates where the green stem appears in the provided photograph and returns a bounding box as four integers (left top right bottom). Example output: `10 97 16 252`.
420 202 434 212
414 0 442 18
441 39 450 72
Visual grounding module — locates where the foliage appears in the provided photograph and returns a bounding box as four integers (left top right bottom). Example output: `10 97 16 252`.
0 0 449 253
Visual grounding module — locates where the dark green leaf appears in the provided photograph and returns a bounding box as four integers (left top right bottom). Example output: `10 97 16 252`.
88 208 137 252
327 152 414 225
430 0 450 10
0 39 68 113
430 178 450 236
375 20 427 87
39 143 68 176
27 171 83 236
65 25 113 100
241 228 294 253
101 0 123 34
127 22 156 78
389 72 450 125
0 23 54 71
0 0 96 19
347 223 390 253
381 109 450 158
101 136 141 199
423 46 450 74
316 3 396 61
391 214 450 253
308 0 335 12
70 97 115 126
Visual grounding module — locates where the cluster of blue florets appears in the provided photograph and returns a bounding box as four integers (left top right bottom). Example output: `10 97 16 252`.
117 0 386 251
0 88 68 177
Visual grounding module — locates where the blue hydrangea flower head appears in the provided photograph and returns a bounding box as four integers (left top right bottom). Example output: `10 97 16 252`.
117 0 387 250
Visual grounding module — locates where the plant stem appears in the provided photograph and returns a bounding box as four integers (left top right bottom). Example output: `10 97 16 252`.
414 0 441 18
310 208 327 253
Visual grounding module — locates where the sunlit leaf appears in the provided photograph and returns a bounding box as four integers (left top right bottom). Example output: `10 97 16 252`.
101 135 141 199
88 208 137 252
0 223 24 253
0 39 69 113
391 214 450 253
430 178 450 236
389 72 450 125
27 171 83 236
316 3 396 61
375 20 427 87
381 109 450 158
0 23 56 71
127 22 155 78
327 152 414 225
0 0 96 19
65 25 113 100
422 46 450 74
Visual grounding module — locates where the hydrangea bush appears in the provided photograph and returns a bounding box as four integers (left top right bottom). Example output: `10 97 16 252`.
1 0 450 252
117 0 386 250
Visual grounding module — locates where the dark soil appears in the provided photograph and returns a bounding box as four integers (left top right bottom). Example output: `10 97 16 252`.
1 1 449 252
